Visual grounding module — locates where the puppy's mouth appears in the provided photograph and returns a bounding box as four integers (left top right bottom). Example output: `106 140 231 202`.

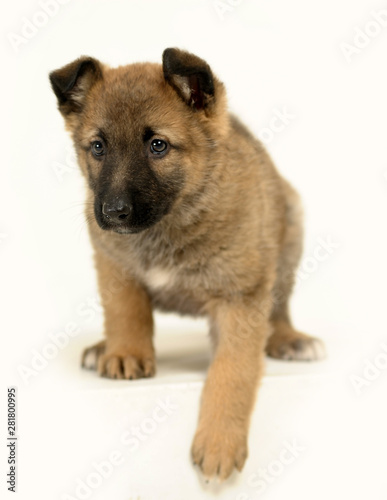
105 224 151 235
96 215 159 234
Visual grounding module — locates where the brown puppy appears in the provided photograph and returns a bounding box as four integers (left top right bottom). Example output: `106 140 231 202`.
49 49 325 480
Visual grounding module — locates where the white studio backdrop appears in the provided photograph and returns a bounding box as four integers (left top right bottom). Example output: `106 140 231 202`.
1 1 387 499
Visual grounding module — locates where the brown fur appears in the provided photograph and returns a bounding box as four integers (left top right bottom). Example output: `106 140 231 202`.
50 49 325 480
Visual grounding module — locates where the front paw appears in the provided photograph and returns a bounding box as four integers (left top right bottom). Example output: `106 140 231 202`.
82 341 155 380
98 352 155 379
191 423 248 480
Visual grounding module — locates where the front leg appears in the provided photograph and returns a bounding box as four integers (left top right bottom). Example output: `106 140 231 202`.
192 292 271 480
82 247 155 380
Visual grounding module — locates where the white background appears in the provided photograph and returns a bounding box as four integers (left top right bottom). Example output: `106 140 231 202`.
1 1 387 499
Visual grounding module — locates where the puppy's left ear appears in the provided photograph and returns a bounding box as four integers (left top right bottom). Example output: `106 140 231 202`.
49 56 103 115
162 48 215 111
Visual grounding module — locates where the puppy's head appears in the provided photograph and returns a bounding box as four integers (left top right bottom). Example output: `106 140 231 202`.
49 49 228 234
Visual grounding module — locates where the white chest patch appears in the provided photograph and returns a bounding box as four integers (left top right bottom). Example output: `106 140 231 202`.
144 267 175 290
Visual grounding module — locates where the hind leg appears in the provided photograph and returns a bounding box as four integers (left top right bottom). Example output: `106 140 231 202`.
266 181 326 361
266 320 325 361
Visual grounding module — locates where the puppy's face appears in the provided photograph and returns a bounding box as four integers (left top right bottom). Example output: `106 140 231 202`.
50 49 227 234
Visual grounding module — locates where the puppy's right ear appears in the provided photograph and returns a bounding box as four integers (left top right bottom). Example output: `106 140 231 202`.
49 57 103 115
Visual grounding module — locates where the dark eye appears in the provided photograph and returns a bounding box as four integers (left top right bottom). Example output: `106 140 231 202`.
91 140 105 157
150 139 168 155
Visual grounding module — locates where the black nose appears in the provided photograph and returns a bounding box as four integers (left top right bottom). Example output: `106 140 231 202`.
102 197 132 223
